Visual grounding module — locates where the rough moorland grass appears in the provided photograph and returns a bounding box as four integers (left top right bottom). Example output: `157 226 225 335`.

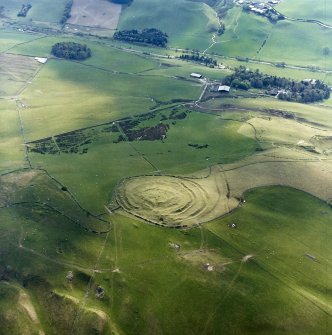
0 283 41 334
225 158 332 203
237 115 332 148
201 96 332 130
114 170 237 227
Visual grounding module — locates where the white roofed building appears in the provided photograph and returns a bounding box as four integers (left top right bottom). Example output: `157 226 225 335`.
218 85 231 93
190 73 203 79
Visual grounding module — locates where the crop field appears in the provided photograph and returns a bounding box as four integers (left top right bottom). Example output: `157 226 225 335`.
68 0 122 30
0 0 331 334
0 54 42 97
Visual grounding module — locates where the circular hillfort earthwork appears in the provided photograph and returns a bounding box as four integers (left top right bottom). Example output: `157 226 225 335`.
111 154 332 228
113 169 239 228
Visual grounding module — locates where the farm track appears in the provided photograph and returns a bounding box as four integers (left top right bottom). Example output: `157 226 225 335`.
205 224 332 325
15 101 32 169
117 123 161 173
0 35 48 55
0 167 110 229
3 209 104 274
273 8 332 30
70 222 111 334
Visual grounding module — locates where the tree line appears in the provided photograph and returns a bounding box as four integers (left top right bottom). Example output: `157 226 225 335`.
223 66 330 103
113 28 168 47
179 53 217 67
61 0 73 24
51 42 91 60
17 4 32 17
110 0 133 3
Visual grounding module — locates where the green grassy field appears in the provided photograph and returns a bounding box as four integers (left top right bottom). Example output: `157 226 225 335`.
118 0 217 50
258 19 332 68
276 0 332 25
1 176 331 334
0 100 26 172
0 0 332 333
0 0 68 24
27 107 258 213
19 57 201 140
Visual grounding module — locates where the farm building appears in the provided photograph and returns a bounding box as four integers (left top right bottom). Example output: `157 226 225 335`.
34 57 48 64
190 73 203 79
303 79 317 85
218 85 231 93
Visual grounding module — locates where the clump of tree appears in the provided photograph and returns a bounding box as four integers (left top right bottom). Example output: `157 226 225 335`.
113 28 168 47
61 0 73 24
266 9 284 22
179 52 217 67
323 47 330 56
51 42 91 60
223 66 330 103
217 22 225 35
17 4 32 17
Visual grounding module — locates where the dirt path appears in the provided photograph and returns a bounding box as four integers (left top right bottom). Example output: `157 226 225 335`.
70 218 111 334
